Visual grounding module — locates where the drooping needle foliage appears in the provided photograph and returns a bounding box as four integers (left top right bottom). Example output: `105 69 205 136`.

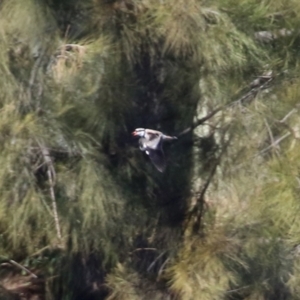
0 0 299 299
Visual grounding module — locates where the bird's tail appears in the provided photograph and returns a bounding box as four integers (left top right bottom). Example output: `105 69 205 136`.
162 135 178 141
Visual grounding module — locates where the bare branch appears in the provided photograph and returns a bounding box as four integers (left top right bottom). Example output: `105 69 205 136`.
158 258 169 277
187 129 232 233
259 132 291 155
130 248 157 254
177 72 274 137
37 140 62 241
264 119 275 146
275 108 300 141
226 285 250 294
28 48 45 103
229 77 273 107
264 118 280 155
147 251 166 272
177 106 223 137
5 260 38 279
278 108 297 123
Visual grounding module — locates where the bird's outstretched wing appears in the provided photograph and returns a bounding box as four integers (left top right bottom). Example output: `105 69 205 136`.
147 149 166 172
145 133 162 149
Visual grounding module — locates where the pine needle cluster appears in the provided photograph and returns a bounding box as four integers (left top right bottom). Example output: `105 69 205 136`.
0 0 299 299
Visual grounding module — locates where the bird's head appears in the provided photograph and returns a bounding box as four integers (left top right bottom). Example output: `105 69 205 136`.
132 128 145 137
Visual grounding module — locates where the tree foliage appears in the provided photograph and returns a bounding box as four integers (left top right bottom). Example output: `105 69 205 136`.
0 0 299 299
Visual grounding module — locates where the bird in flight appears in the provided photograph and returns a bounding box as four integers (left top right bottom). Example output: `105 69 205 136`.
132 128 177 172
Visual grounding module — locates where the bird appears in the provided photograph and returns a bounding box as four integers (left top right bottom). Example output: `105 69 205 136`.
132 128 177 172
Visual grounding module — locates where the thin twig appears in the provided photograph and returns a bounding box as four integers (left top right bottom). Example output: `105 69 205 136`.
264 118 275 147
130 248 157 254
278 108 297 123
189 130 232 233
275 108 300 141
229 77 273 107
264 118 280 155
226 285 250 293
276 122 300 141
177 73 274 137
158 258 169 277
177 106 223 137
7 260 38 279
259 132 291 155
147 251 166 272
191 157 220 233
30 245 52 257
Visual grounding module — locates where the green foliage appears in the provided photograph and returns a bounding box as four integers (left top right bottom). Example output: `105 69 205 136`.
0 0 300 299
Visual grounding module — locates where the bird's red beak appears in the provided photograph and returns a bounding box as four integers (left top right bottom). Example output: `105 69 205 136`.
132 131 137 136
